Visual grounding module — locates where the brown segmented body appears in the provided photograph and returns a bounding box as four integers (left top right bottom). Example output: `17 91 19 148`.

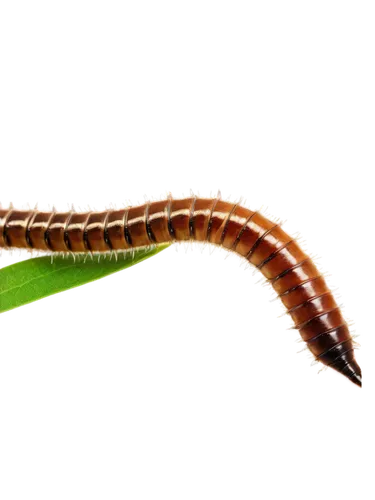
0 197 361 387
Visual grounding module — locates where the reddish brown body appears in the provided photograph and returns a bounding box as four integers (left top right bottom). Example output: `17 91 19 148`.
0 197 361 387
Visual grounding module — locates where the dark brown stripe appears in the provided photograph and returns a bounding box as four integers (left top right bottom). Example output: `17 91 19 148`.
246 223 279 260
189 196 197 239
82 212 93 252
293 306 340 330
270 258 310 284
231 211 257 251
103 210 113 250
25 210 38 249
145 203 156 244
123 208 132 246
44 226 52 250
167 197 175 240
219 203 238 246
206 196 220 242
63 212 74 251
44 211 57 251
304 323 347 344
278 275 322 298
257 239 294 270
286 291 331 314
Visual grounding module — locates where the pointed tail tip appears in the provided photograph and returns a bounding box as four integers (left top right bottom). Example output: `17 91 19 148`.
330 354 362 387
350 371 362 388
342 361 364 390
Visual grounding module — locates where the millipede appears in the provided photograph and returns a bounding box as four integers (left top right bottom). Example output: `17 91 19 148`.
0 195 361 387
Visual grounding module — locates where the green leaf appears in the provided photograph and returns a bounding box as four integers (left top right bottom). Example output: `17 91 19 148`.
0 245 170 314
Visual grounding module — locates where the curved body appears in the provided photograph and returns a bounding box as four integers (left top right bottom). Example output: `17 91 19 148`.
0 197 361 386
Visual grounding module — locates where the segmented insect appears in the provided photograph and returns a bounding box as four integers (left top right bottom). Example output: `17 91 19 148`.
0 196 361 387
